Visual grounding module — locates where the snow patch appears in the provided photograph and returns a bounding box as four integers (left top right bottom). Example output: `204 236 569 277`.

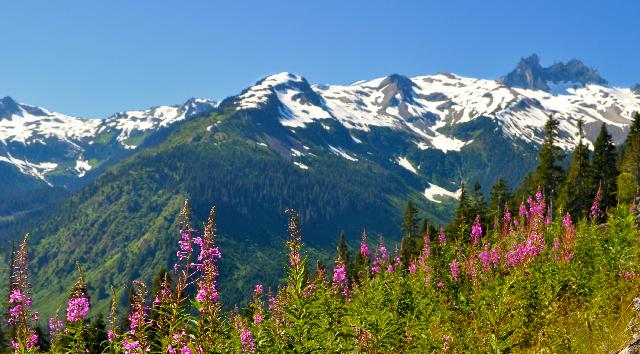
424 183 461 203
293 161 309 170
397 157 417 174
0 153 58 185
74 158 92 178
328 145 358 161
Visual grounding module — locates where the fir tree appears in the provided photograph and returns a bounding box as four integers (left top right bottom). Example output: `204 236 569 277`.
559 119 592 218
400 201 421 266
618 112 640 203
335 231 353 283
591 123 618 212
535 114 565 206
489 178 511 225
401 201 419 238
448 183 470 237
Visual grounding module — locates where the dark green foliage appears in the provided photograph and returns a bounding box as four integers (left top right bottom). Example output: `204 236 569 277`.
559 119 592 218
488 177 512 225
591 123 618 212
535 115 565 204
334 231 354 283
86 315 109 353
618 112 640 203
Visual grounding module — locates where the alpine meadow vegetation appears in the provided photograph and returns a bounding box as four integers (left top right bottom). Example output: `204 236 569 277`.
4 113 640 353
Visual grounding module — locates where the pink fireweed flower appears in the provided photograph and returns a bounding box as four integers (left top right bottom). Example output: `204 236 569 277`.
360 229 370 258
535 188 544 203
303 283 315 298
419 231 430 264
8 235 39 351
239 328 256 353
470 216 482 246
285 209 303 270
478 247 491 271
408 262 417 274
519 203 528 218
387 264 394 273
559 213 575 261
332 262 349 297
66 297 90 322
436 281 444 289
590 185 602 220
379 246 388 260
438 231 446 246
254 284 263 295
450 260 460 281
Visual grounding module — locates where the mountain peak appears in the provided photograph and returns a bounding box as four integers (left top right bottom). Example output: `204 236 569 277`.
0 96 22 118
631 84 640 94
499 54 607 91
257 72 306 87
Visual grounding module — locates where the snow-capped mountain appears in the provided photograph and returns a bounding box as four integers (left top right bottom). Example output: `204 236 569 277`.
0 96 217 185
233 64 638 153
1 54 639 203
224 56 638 203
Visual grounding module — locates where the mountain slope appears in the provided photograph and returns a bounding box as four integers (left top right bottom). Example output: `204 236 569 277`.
3 55 639 317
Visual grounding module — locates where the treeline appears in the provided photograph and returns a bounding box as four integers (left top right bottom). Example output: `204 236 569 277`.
388 112 639 267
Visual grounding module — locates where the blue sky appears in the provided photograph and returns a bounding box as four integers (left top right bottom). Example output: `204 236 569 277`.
1 0 638 117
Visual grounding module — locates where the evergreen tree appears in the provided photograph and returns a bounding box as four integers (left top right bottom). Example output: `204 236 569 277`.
469 181 488 224
447 183 472 238
559 119 592 218
535 114 565 206
353 229 370 284
591 123 618 211
401 201 419 238
400 201 422 266
335 231 353 283
618 112 640 203
488 178 511 225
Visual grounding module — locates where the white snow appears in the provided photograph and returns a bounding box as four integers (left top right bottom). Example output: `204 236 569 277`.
328 145 358 161
74 158 92 178
0 104 99 145
293 161 309 170
0 153 58 185
237 72 305 110
423 183 461 203
397 156 417 174
277 88 332 128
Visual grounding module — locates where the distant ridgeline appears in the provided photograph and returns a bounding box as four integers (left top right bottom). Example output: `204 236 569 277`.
0 55 639 338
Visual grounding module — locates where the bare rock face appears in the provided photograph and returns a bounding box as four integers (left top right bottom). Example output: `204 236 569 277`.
498 54 607 91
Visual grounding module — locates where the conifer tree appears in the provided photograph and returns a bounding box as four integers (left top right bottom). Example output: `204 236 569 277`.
535 114 565 206
335 231 353 283
489 178 511 224
448 183 470 237
401 201 419 238
618 112 640 203
559 119 592 218
591 123 618 211
400 201 421 266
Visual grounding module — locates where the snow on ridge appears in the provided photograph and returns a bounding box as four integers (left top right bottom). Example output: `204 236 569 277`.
238 72 306 110
424 183 461 204
0 153 58 185
328 145 358 161
397 156 417 174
